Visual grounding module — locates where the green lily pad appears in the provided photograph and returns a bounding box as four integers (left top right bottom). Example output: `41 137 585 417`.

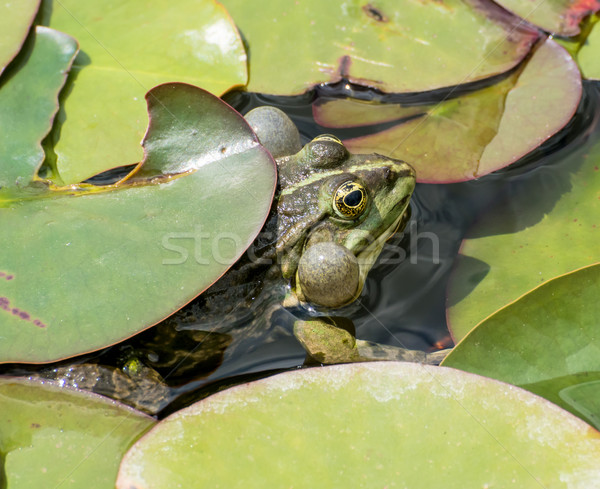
0 26 77 189
0 0 40 74
493 0 600 36
443 264 600 429
117 362 600 489
446 113 600 341
221 0 538 96
41 0 248 185
0 377 154 489
315 39 581 183
579 17 600 79
0 83 276 363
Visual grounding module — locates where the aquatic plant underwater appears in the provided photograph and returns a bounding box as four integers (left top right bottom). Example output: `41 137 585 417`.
1 0 600 487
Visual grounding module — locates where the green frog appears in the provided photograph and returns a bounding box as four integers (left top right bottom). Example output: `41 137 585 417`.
29 106 448 414
250 108 415 309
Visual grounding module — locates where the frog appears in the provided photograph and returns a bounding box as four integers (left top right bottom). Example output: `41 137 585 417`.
25 105 449 414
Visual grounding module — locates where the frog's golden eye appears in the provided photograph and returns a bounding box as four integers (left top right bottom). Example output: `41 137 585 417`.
313 134 343 145
333 181 368 219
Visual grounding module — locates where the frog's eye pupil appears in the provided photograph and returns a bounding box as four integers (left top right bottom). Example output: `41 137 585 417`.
344 190 363 207
333 181 368 219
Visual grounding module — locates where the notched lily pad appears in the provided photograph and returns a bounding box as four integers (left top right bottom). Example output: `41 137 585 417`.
315 39 581 183
443 264 600 429
0 377 154 489
0 0 40 74
42 0 248 185
0 83 276 363
0 26 78 189
118 362 600 489
221 0 538 95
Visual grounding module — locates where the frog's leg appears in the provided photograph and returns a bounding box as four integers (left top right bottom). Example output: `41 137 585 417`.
294 316 451 365
294 316 361 364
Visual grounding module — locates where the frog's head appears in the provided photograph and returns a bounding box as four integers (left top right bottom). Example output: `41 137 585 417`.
275 135 415 308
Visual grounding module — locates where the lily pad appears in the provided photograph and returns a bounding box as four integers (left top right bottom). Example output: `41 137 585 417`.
0 26 77 189
579 17 600 79
315 39 581 183
0 83 276 363
0 377 154 489
446 111 600 340
221 0 538 95
443 264 600 429
41 0 248 185
117 362 600 489
0 0 40 74
493 0 600 36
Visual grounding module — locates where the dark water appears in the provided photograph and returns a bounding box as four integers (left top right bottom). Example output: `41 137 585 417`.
4 81 599 418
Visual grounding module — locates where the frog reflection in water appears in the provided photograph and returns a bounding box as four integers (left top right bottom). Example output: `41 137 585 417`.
35 107 447 413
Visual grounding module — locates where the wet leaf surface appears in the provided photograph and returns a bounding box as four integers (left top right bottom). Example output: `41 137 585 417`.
0 377 154 489
0 83 276 363
443 264 600 429
0 0 40 74
315 39 581 182
118 362 600 489
446 113 600 340
0 26 77 189
41 0 248 185
579 17 600 79
221 0 538 95
493 0 600 36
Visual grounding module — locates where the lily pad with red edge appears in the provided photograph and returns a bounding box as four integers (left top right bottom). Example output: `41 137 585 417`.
117 362 600 489
446 112 600 342
220 0 538 96
0 0 40 75
493 0 600 36
0 83 276 364
0 26 78 189
442 264 600 429
41 0 248 185
0 377 154 489
314 39 581 183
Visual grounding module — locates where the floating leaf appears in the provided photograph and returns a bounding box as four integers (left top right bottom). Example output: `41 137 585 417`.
579 17 600 79
494 0 600 36
0 0 40 74
0 377 154 489
446 116 600 341
221 0 538 96
42 0 248 185
0 26 77 189
0 83 276 363
118 362 600 489
443 264 600 429
315 39 581 183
